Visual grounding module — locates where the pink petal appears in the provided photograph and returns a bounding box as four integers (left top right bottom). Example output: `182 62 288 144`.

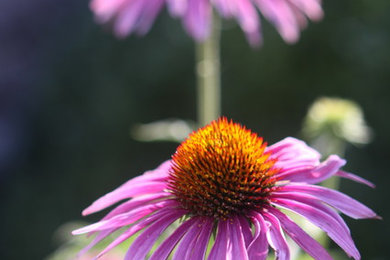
255 0 300 43
248 212 268 260
336 170 375 188
114 0 146 37
277 184 378 219
208 220 229 260
124 209 186 260
98 192 171 221
271 198 360 259
232 0 262 46
262 211 290 260
266 137 321 170
96 207 179 258
167 0 188 16
135 0 165 35
172 217 203 260
83 160 171 215
238 216 253 247
233 0 259 32
149 217 199 260
82 181 167 216
149 160 173 174
183 0 211 41
213 0 235 17
270 191 350 235
90 0 127 23
120 160 171 186
73 200 178 234
288 0 324 20
266 207 333 260
287 3 308 29
275 155 345 184
230 216 249 260
190 217 214 259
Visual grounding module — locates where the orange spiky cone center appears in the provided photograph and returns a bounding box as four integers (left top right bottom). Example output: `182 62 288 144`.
168 118 279 219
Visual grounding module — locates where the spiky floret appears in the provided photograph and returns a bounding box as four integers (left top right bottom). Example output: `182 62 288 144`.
168 118 279 219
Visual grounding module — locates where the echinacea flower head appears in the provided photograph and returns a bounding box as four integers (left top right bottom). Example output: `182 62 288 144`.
90 0 324 46
74 117 378 260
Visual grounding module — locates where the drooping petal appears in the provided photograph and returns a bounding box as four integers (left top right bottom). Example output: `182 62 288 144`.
270 191 350 234
232 0 262 46
266 137 321 170
167 0 188 17
82 182 168 216
90 0 127 23
213 0 235 17
95 207 181 258
172 217 203 260
183 0 212 41
255 0 300 43
288 0 324 20
248 212 268 260
190 217 214 260
336 170 375 188
117 160 171 188
135 0 165 35
124 209 186 260
262 210 290 260
149 160 173 174
266 207 333 260
114 0 146 37
82 161 171 216
238 215 253 247
275 155 346 184
285 3 308 29
97 192 171 222
277 184 378 219
230 216 249 260
208 220 229 260
271 198 360 259
149 217 199 260
73 200 179 234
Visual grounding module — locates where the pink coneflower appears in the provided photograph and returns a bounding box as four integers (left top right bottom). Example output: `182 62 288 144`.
90 0 324 45
73 118 378 259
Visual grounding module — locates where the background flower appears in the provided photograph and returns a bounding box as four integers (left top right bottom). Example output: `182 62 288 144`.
91 0 323 45
303 97 372 146
74 118 377 259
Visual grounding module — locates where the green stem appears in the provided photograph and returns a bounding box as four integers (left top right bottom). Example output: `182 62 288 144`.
196 14 221 127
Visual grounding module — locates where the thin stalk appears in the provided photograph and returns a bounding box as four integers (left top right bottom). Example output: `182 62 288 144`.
196 13 221 127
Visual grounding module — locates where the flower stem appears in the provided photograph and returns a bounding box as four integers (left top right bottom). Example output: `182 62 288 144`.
196 13 221 127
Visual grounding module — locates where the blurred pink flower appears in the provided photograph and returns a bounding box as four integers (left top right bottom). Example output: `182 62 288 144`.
74 118 378 259
90 0 324 45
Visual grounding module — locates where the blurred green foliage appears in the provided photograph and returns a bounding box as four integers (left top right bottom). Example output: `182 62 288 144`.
1 0 389 259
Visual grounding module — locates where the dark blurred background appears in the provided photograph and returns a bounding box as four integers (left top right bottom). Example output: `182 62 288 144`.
0 0 389 259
